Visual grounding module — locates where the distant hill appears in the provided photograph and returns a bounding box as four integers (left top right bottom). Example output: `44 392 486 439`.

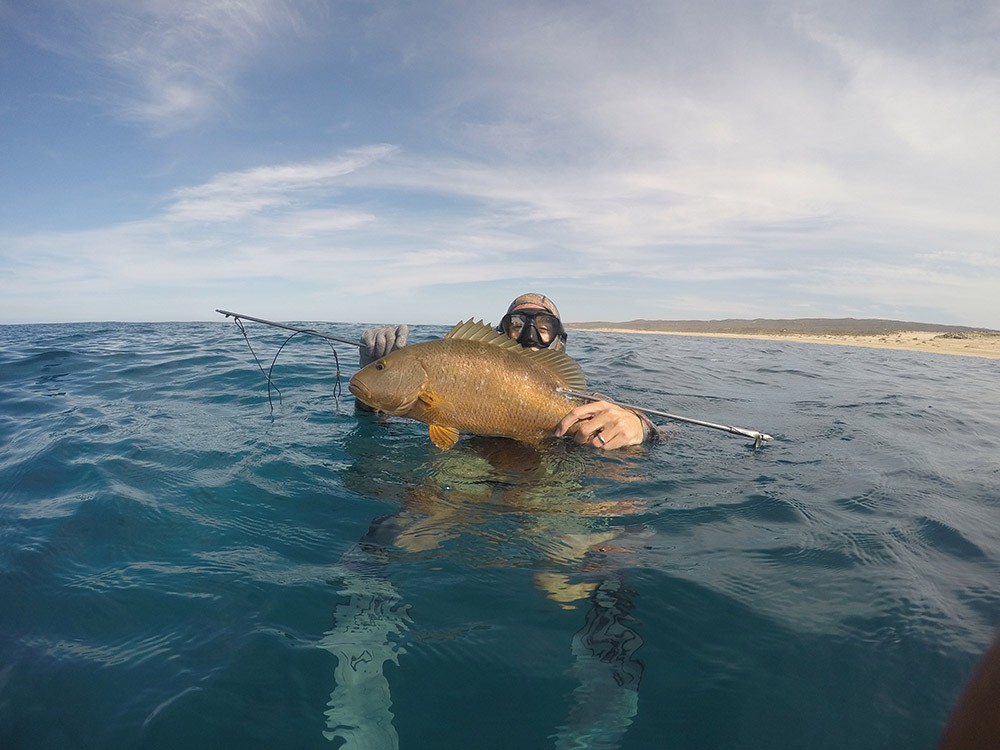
569 318 999 336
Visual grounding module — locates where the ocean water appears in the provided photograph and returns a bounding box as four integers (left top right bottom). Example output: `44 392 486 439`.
1 320 999 750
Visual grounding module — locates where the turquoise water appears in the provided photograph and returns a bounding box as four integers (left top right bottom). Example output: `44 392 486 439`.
2 321 999 749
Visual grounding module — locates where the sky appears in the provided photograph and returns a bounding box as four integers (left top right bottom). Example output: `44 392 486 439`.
2 0 999 327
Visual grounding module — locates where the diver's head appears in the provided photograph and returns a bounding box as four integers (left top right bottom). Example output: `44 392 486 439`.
498 293 567 351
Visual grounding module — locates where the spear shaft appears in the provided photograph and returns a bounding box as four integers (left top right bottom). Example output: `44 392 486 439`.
558 388 773 448
215 309 362 347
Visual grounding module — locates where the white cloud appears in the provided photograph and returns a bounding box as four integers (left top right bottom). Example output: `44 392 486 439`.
164 146 397 222
12 0 326 130
3 1 999 326
3 137 998 325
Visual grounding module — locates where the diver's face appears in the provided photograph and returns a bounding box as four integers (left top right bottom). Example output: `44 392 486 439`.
500 305 563 350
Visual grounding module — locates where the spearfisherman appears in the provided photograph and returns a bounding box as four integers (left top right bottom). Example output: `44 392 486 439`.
358 293 659 450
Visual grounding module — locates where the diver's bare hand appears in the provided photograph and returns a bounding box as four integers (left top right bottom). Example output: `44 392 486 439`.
555 401 645 450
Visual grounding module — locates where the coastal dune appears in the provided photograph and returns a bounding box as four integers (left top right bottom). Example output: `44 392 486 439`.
570 319 1000 360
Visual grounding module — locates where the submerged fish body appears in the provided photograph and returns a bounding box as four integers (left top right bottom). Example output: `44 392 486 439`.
348 319 587 449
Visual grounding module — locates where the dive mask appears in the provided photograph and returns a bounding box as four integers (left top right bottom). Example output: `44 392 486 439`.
499 310 566 349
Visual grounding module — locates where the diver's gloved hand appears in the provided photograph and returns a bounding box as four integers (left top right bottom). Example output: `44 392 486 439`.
359 325 409 368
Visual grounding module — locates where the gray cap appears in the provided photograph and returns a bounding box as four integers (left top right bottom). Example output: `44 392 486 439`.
506 293 561 319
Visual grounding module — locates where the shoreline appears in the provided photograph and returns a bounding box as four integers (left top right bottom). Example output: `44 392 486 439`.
573 328 1000 360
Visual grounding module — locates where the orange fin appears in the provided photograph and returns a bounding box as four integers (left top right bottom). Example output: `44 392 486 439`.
429 424 460 450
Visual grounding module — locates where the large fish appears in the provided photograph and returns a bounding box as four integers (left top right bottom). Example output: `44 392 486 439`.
349 319 587 449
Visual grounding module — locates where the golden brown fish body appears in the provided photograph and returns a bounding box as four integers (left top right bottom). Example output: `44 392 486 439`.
348 320 587 449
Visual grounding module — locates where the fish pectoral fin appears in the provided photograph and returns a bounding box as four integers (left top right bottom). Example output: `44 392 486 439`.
417 389 440 408
418 391 459 448
428 424 460 450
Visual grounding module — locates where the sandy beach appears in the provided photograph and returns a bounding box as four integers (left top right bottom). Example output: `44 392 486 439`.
576 328 1000 360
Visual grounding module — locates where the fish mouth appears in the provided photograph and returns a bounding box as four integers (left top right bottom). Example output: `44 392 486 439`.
347 379 374 407
349 372 422 415
348 378 410 414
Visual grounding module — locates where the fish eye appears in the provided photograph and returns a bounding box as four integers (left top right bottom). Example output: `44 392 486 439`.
375 361 385 370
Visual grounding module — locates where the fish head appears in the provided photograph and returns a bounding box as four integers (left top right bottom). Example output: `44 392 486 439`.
349 349 428 415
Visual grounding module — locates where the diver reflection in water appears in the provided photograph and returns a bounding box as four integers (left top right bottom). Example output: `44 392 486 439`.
322 421 648 748
556 574 644 750
319 520 410 749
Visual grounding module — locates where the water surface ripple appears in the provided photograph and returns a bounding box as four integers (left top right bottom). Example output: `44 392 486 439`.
1 322 998 749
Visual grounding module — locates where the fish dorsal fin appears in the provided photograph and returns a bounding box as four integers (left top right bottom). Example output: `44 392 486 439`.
445 319 523 351
444 319 587 392
525 347 587 392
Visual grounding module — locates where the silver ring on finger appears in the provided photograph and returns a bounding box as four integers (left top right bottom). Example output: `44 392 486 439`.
596 432 607 445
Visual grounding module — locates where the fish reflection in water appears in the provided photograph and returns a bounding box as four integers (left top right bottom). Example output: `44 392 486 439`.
321 424 650 748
